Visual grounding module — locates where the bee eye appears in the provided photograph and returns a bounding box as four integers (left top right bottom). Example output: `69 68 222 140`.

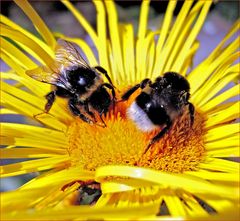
78 77 87 86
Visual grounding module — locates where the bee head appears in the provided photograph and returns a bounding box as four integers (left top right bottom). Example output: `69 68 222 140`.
66 66 97 92
163 72 190 92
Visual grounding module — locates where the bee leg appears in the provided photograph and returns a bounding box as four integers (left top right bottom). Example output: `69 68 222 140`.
83 102 106 128
121 84 140 101
68 99 94 125
120 78 151 101
102 83 116 105
188 102 195 126
34 91 56 118
83 102 97 123
44 91 56 113
95 66 114 87
99 110 107 128
144 120 172 154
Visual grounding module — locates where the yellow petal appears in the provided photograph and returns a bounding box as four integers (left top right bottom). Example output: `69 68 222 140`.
194 60 239 107
172 1 212 71
155 0 194 74
1 72 49 96
1 88 69 130
199 158 239 173
163 190 187 216
1 203 160 220
107 40 120 84
1 37 37 70
0 15 54 57
0 108 18 114
178 190 208 216
1 123 67 144
1 73 73 125
21 166 94 190
122 24 135 84
0 50 35 78
1 90 44 117
14 0 56 49
1 81 46 110
138 0 150 40
137 31 158 80
1 147 63 159
2 138 66 151
95 193 113 207
205 123 239 142
205 102 239 128
60 0 98 47
205 137 239 150
1 188 52 211
105 0 124 76
195 196 236 214
206 101 238 117
93 0 110 73
207 147 239 157
180 41 200 76
135 0 154 79
163 2 205 73
189 37 239 96
201 84 240 112
185 170 239 182
146 37 156 78
0 24 54 66
0 156 70 178
154 0 177 68
95 165 237 197
1 50 33 79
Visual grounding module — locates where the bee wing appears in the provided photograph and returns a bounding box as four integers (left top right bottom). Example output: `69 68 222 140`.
55 40 91 70
26 40 90 88
25 64 60 85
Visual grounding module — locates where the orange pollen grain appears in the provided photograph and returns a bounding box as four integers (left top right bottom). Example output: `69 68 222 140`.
67 97 206 173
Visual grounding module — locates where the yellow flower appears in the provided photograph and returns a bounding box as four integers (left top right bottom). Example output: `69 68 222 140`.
1 0 239 220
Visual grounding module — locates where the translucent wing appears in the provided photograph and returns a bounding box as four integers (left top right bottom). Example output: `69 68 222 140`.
55 40 91 70
26 40 90 89
25 64 60 85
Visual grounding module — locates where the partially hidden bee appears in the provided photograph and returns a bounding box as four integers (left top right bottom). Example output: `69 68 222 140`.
121 72 195 152
26 40 116 126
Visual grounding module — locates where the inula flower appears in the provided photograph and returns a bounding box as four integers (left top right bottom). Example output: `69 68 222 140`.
1 0 239 220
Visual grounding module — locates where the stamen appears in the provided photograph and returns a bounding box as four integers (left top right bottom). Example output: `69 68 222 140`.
68 101 206 173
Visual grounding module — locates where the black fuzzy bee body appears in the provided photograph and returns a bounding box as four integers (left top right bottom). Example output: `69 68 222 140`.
122 72 195 151
26 41 115 126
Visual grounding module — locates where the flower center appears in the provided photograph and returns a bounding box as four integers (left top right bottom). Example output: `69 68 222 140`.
67 94 206 173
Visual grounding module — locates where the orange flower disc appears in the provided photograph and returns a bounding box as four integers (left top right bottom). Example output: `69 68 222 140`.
67 91 206 173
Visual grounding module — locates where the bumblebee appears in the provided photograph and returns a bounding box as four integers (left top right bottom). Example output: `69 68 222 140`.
26 40 116 126
121 72 195 152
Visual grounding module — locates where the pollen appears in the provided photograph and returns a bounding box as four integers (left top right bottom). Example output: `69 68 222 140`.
67 98 206 173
